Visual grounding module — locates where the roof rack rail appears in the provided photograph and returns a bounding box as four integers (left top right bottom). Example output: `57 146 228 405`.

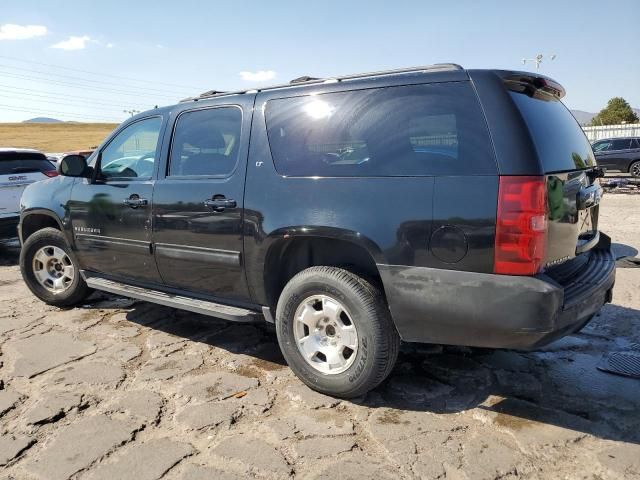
290 75 321 84
181 63 463 103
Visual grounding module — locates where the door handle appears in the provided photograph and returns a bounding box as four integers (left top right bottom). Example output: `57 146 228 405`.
204 196 236 212
123 195 148 208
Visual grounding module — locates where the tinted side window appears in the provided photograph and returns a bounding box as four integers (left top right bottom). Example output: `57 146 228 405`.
101 117 162 180
592 141 612 152
265 82 495 177
634 139 640 149
169 107 242 177
611 139 631 150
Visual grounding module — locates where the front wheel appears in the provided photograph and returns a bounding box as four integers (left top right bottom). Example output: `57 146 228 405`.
275 266 400 398
629 160 640 178
20 227 92 307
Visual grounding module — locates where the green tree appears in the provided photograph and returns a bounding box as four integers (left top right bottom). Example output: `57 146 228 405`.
590 97 639 126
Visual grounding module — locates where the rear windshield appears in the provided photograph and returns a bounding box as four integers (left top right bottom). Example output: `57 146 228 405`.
265 82 496 177
509 92 595 172
0 153 54 175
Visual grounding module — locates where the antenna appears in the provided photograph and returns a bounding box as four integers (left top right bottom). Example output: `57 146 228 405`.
522 53 557 70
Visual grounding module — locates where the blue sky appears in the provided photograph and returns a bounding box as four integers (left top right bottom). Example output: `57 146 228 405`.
0 0 638 122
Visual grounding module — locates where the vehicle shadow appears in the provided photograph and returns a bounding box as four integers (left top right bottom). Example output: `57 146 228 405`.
0 238 20 266
612 242 638 259
95 296 640 446
361 302 640 446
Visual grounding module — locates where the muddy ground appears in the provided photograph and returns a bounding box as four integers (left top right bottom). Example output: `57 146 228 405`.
0 194 639 479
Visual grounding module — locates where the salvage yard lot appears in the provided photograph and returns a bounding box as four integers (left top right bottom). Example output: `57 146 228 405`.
0 194 639 479
0 122 117 152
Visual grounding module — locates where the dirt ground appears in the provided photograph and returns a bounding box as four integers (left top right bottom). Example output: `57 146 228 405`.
0 194 639 479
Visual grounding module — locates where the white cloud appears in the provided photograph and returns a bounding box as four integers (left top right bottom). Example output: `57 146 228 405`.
106 43 114 48
0 24 47 40
50 35 91 50
239 70 276 82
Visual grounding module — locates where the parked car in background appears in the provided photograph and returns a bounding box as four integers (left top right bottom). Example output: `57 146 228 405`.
592 137 640 176
0 148 57 238
18 65 615 398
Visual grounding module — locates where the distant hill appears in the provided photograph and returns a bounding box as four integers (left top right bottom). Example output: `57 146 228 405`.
570 108 640 126
570 110 595 125
23 117 63 123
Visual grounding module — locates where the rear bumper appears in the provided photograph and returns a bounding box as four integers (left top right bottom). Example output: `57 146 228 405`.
379 234 616 350
0 214 20 238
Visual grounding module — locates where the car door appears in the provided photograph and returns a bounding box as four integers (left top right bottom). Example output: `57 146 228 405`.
69 116 165 284
596 138 630 171
152 97 254 302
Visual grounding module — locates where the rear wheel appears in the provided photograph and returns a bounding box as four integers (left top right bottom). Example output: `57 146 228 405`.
20 227 92 307
275 266 400 398
629 160 640 178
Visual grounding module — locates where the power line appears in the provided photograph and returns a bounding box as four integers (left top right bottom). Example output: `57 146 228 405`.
0 87 151 111
0 93 138 114
0 103 121 122
0 63 192 97
0 54 206 91
0 84 150 109
0 71 180 100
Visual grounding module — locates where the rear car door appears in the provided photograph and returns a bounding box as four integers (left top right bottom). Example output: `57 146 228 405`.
152 97 254 302
596 139 631 172
69 116 165 283
507 86 602 265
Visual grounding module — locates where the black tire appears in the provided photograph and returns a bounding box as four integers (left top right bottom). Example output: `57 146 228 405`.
20 227 92 307
275 266 400 398
629 160 640 178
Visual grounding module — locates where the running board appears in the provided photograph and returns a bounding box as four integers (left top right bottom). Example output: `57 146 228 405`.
85 276 261 323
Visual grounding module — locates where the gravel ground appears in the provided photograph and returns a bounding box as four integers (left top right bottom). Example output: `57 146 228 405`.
0 194 639 479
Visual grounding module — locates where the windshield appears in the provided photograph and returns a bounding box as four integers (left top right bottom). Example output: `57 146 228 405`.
509 91 596 172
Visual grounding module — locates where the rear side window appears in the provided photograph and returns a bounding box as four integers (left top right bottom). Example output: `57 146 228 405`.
169 107 242 177
611 139 631 150
509 92 596 171
265 82 495 177
0 154 54 175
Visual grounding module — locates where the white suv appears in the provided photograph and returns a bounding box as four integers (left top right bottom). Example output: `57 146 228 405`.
0 149 57 238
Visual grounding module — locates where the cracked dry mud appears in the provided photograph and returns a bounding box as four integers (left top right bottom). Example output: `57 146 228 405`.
0 194 639 479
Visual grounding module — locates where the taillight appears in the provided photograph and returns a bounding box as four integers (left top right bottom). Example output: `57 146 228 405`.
43 170 58 177
494 176 547 275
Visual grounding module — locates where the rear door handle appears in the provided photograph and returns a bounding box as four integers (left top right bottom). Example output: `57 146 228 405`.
123 195 148 208
204 196 236 212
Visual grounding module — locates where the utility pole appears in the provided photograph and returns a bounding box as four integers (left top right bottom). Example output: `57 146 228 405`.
521 54 557 70
123 109 141 117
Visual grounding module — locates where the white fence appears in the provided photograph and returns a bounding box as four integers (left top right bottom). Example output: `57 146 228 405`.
582 124 640 142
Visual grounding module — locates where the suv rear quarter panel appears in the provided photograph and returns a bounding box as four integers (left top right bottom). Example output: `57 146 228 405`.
244 76 499 306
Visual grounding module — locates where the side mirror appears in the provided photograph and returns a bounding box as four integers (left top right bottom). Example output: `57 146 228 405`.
58 154 89 177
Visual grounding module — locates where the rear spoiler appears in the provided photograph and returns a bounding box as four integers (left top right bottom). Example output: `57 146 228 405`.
502 72 566 99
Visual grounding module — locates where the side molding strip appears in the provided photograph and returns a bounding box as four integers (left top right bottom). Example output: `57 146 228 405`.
155 243 241 267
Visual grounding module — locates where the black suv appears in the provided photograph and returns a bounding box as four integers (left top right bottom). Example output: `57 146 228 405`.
592 137 640 176
18 65 615 398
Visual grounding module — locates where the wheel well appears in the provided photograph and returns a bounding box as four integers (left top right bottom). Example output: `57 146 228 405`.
21 214 60 242
264 237 384 309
